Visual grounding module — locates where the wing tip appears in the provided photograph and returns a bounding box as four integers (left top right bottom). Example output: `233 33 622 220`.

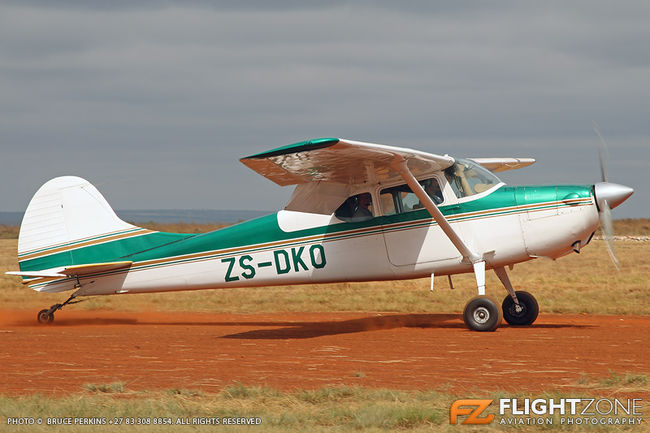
241 138 340 160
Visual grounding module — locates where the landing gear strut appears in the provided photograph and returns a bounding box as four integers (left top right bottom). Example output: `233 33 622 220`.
461 266 539 331
495 266 539 326
36 293 83 324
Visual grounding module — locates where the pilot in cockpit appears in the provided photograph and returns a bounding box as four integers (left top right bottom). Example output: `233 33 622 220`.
414 179 444 209
423 179 443 204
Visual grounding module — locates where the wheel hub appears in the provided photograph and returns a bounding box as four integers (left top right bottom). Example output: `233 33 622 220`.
509 304 527 317
473 307 490 324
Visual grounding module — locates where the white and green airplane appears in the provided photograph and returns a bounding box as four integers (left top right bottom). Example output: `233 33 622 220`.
7 138 633 331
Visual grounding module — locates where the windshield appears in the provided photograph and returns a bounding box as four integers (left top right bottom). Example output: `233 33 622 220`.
444 158 501 198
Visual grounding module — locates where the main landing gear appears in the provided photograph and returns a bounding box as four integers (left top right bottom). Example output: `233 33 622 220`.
36 293 83 324
463 297 502 332
462 266 539 331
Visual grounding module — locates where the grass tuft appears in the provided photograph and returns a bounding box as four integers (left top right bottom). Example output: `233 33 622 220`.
221 382 280 399
166 388 205 397
83 382 126 394
574 372 650 392
600 372 650 388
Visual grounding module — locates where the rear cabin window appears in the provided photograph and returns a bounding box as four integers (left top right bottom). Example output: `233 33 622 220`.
380 178 444 215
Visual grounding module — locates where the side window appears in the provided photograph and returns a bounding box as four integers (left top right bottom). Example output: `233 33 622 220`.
334 192 374 222
380 192 397 216
380 178 444 215
420 178 444 205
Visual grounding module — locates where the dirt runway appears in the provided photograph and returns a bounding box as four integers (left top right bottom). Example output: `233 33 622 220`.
1 310 648 396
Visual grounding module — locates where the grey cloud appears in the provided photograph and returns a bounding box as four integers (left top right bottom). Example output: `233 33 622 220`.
0 1 647 217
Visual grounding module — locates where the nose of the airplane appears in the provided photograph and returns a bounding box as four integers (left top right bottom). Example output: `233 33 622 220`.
594 182 634 209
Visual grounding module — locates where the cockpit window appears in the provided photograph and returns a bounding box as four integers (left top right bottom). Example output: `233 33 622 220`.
444 158 500 198
335 192 374 222
380 178 444 215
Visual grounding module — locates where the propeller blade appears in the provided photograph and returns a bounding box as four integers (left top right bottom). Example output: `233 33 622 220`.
590 126 633 270
599 199 619 270
593 121 609 183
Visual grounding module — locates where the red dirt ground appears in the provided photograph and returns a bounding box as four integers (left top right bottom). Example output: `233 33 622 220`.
1 310 648 396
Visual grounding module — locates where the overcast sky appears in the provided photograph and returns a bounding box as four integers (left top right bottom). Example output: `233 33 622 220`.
0 1 647 218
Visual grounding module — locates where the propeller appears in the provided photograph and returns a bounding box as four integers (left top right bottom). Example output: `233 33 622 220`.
592 123 634 269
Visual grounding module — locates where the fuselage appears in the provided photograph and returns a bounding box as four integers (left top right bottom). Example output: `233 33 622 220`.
21 183 600 296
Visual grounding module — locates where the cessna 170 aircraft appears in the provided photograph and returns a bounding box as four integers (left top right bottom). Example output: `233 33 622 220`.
7 138 633 331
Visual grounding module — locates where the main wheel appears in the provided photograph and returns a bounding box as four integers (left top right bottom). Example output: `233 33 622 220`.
37 309 54 324
463 297 501 332
502 291 539 326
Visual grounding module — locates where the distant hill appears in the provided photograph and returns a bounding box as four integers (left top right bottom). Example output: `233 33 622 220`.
0 212 23 226
0 209 272 226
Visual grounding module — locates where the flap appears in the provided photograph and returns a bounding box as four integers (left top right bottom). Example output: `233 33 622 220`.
241 138 455 186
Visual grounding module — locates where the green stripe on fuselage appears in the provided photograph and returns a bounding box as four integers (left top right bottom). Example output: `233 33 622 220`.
19 232 194 272
18 185 593 272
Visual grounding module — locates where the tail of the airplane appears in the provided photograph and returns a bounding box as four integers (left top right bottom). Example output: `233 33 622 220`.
7 176 188 293
17 176 139 264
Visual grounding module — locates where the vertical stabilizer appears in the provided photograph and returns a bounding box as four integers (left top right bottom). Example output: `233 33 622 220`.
18 176 136 260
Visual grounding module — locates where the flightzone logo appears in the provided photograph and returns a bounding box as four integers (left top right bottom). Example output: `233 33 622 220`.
450 400 494 425
450 398 644 426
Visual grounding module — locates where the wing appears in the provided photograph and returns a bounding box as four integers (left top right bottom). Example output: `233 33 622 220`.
240 138 455 186
468 157 535 173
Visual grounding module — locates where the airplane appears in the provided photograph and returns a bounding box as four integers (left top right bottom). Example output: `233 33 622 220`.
6 138 634 331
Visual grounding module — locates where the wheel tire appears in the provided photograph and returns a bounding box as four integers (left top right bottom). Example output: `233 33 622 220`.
37 309 53 324
502 291 539 326
463 297 502 332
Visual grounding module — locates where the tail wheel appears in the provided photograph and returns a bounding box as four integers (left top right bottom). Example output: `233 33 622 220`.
502 291 539 326
463 297 501 332
37 309 54 324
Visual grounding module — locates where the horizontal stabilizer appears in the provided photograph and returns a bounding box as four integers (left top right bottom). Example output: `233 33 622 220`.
60 261 133 276
6 270 66 278
6 261 133 283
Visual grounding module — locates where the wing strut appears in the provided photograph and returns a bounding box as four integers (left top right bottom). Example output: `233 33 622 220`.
390 157 487 295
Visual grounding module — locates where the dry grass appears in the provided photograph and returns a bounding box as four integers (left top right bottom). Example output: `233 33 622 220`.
576 372 650 393
0 225 19 239
606 218 650 236
1 383 645 433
